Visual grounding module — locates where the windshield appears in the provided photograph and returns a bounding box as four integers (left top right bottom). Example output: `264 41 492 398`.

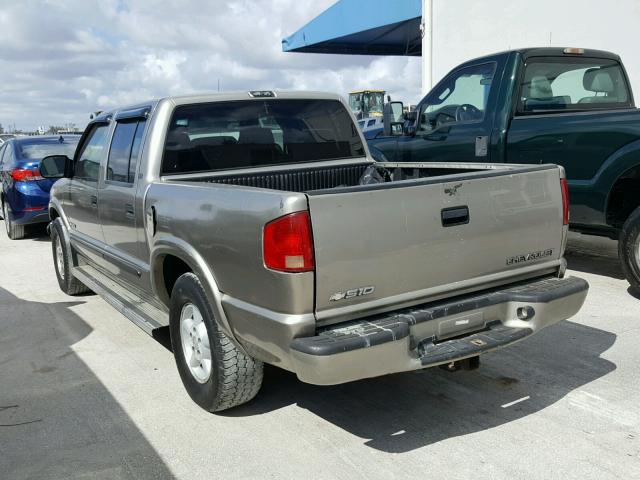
363 92 384 115
348 93 363 113
162 99 365 175
348 91 384 117
18 138 79 160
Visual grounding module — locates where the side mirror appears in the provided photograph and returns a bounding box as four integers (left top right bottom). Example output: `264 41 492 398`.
40 155 71 179
390 122 404 136
383 101 407 136
389 101 404 123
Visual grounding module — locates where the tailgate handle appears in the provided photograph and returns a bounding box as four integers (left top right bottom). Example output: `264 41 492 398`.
441 206 469 227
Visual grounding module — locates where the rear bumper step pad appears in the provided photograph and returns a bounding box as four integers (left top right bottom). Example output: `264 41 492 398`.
291 276 587 357
418 323 532 365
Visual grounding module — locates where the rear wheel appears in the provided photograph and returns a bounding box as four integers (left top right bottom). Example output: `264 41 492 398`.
3 201 25 240
619 206 640 293
169 272 263 412
50 218 91 295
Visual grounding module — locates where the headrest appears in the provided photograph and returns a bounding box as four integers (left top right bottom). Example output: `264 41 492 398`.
165 130 191 149
190 136 237 147
238 126 274 145
529 76 553 100
583 68 615 93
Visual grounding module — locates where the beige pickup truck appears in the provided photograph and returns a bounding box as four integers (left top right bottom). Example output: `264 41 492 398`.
40 91 589 412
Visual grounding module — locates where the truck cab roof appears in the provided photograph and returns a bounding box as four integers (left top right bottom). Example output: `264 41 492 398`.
454 47 621 70
91 91 346 125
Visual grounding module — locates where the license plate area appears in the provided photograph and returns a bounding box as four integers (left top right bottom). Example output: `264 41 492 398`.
437 311 486 341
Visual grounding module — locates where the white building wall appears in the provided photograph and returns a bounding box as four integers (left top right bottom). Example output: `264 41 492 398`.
425 0 640 98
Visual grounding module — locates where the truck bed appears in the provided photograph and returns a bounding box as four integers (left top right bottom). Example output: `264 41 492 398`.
168 160 526 193
164 161 567 325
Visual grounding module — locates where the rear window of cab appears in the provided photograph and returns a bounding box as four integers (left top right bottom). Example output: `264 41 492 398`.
161 99 365 175
518 57 633 114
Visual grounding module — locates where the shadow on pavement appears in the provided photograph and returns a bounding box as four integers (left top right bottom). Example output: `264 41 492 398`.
565 249 625 280
0 287 175 480
225 320 616 453
564 234 625 280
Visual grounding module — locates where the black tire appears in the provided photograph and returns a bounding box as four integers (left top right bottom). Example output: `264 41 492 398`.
3 201 25 240
169 273 263 412
619 206 640 293
50 218 91 295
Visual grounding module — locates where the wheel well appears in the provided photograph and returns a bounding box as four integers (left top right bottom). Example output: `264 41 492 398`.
607 165 640 228
49 208 59 220
162 255 192 299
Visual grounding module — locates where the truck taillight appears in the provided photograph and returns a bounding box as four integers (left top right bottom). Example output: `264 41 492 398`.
12 167 43 182
263 211 314 272
561 178 570 225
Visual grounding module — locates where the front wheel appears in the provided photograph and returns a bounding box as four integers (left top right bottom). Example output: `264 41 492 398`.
619 206 640 293
50 218 91 295
169 273 263 412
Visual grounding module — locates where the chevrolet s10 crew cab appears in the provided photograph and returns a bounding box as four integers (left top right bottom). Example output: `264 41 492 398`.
40 91 589 412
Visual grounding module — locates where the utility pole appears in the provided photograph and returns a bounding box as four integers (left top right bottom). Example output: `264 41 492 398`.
421 0 433 95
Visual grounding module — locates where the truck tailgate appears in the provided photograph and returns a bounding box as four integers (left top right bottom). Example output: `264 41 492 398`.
307 165 565 323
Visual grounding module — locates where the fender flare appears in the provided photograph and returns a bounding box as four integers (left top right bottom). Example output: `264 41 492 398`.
150 236 237 344
48 196 71 231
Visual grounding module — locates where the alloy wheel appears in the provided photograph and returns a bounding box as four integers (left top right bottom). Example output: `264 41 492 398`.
179 303 212 384
55 235 65 281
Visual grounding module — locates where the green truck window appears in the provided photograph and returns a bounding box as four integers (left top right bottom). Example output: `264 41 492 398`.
518 57 632 114
418 62 496 133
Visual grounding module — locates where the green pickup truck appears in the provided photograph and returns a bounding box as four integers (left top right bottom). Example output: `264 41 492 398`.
370 47 640 292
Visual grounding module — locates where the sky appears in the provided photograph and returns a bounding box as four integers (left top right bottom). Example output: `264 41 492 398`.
0 0 422 131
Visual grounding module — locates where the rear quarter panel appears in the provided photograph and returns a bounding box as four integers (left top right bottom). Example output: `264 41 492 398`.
145 181 314 314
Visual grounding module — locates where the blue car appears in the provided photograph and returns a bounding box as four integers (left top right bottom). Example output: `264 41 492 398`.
0 136 79 239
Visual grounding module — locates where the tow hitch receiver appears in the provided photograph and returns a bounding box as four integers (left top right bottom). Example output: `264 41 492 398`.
439 356 481 372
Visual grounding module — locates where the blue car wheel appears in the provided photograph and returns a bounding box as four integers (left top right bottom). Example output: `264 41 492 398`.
3 200 25 240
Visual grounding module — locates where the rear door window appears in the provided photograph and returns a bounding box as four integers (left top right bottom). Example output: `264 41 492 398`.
518 57 632 114
162 99 364 175
106 119 146 183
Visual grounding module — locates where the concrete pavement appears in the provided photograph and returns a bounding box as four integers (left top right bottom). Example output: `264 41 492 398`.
0 228 638 479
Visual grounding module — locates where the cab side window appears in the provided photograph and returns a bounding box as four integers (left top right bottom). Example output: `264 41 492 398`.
418 63 496 133
106 119 146 184
518 57 632 114
75 124 110 181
